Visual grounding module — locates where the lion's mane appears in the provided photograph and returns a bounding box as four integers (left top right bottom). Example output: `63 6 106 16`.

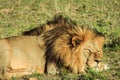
23 15 76 35
43 23 105 73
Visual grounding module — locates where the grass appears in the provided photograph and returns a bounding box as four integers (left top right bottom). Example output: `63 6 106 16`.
0 0 120 80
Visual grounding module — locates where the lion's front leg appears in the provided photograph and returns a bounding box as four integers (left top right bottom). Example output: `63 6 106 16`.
3 66 45 79
69 55 86 73
74 59 86 73
3 67 35 79
45 61 59 75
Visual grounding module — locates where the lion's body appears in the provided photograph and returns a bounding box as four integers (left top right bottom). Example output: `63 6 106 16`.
0 16 108 79
0 36 46 78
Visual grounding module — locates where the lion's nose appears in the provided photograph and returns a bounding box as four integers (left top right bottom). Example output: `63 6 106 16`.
94 59 101 64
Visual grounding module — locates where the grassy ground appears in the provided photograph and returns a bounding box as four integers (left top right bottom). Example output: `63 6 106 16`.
0 0 120 80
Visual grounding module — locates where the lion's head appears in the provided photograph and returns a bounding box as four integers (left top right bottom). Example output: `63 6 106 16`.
43 24 105 73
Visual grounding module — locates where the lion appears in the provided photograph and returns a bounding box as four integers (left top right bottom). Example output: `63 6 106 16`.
43 25 108 73
0 22 108 79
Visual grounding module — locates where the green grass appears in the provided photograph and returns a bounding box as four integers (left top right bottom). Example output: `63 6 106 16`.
0 0 120 80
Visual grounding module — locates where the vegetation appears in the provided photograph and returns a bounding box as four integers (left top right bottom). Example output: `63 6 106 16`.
0 0 120 80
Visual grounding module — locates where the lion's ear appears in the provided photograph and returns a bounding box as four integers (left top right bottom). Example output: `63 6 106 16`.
71 36 81 47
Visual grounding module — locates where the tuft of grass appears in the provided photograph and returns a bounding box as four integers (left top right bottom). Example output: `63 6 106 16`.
79 69 108 80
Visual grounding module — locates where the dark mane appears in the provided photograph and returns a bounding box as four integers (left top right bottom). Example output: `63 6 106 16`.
47 15 76 26
23 15 76 35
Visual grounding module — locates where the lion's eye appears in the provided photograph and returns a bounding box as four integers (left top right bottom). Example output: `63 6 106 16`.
75 39 80 45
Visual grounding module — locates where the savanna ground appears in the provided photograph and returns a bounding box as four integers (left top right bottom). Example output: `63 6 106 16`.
0 0 120 80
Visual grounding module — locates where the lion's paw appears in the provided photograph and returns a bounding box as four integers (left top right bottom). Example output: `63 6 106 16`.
93 62 110 72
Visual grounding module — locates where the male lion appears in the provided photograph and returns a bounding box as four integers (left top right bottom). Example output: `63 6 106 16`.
0 22 108 79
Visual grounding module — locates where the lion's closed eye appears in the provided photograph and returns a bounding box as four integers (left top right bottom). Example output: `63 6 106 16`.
84 48 92 53
82 48 91 58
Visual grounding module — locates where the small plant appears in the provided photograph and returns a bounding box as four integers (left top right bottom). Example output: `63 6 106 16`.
79 69 108 80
